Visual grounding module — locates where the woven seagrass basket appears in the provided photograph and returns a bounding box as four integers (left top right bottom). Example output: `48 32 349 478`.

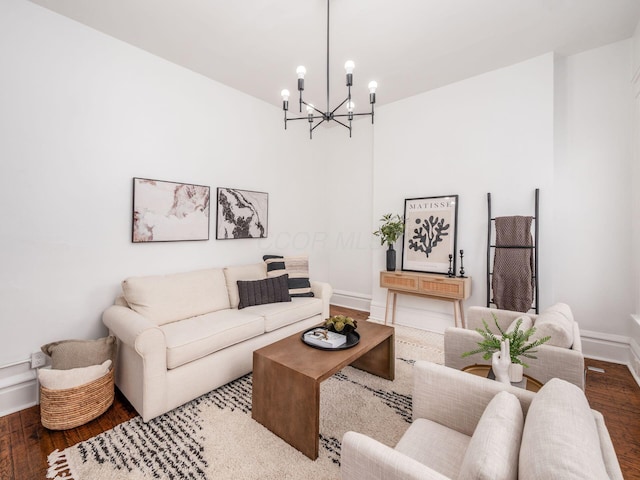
40 367 114 430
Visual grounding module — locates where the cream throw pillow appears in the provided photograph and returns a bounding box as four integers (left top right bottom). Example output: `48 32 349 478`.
519 378 609 479
41 335 116 370
458 391 524 480
531 305 574 348
38 360 111 390
505 315 533 334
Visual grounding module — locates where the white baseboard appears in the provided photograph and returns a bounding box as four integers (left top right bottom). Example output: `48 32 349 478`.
331 289 372 313
580 329 631 364
629 335 640 387
0 361 39 417
369 300 456 334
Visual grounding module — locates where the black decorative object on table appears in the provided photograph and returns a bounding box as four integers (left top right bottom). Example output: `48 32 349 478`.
458 249 466 278
447 254 454 277
387 245 397 272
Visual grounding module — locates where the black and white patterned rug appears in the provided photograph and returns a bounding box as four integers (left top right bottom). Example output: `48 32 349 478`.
47 326 443 480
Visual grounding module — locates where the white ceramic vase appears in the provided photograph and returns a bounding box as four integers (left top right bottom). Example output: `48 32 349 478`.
509 363 524 383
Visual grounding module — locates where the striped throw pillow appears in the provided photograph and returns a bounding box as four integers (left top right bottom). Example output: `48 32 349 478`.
263 255 314 297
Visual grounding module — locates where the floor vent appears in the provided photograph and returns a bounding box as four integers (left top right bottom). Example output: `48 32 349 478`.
587 366 605 373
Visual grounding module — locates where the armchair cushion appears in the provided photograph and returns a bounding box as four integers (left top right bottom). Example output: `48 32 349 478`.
395 418 470 479
531 304 574 348
505 315 533 334
458 391 523 480
519 378 609 480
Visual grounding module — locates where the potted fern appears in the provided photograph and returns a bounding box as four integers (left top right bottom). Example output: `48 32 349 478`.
462 314 550 382
373 213 404 271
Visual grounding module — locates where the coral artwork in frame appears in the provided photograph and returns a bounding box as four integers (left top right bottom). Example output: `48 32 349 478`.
401 195 458 274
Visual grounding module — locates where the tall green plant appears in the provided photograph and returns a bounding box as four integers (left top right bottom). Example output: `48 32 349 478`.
373 213 405 246
461 314 550 368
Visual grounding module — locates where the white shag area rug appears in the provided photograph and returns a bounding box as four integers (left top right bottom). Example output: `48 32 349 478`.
47 325 444 480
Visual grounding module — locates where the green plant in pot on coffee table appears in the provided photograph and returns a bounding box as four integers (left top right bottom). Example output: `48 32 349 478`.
324 315 358 334
462 314 550 382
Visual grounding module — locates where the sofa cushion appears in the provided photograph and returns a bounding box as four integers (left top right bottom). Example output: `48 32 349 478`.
237 275 291 309
530 304 574 348
264 255 314 297
41 336 117 370
224 263 267 309
395 418 470 479
122 268 230 326
160 310 265 369
458 391 523 480
519 378 609 480
243 297 324 332
38 360 112 390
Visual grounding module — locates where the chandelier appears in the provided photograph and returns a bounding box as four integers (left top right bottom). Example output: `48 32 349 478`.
280 0 377 139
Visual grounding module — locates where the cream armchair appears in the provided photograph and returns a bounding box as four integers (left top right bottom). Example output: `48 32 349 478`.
444 304 585 389
341 361 622 480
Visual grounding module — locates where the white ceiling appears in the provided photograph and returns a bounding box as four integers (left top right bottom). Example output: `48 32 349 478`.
27 0 640 115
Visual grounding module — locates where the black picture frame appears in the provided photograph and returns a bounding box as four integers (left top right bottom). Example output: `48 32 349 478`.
216 187 268 239
401 195 458 274
132 177 210 243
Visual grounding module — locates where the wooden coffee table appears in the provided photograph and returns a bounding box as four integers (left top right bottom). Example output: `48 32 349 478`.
252 321 395 459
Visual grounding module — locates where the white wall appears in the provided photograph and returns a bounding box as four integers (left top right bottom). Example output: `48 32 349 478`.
553 40 634 340
0 0 323 369
318 122 374 311
369 54 555 332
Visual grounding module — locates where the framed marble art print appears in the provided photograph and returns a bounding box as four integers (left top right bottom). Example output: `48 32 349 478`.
216 187 268 239
132 177 210 242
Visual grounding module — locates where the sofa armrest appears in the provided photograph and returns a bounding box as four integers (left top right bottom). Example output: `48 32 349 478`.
103 305 166 364
310 281 332 319
412 361 535 437
467 306 537 332
341 431 450 480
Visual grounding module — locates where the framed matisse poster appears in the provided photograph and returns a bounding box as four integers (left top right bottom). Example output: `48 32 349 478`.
216 187 268 239
401 195 458 274
132 178 210 242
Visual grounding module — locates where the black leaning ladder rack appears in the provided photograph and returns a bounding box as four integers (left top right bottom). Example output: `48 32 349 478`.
486 188 540 314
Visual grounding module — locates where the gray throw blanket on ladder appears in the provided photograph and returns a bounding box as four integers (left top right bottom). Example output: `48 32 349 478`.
492 216 534 313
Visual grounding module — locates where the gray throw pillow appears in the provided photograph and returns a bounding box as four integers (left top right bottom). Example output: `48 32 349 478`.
41 335 117 370
237 275 291 309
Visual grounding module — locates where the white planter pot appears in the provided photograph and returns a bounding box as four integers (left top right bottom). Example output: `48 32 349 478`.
509 363 524 383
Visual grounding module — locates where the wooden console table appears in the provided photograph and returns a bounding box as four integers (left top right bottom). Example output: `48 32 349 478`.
380 271 471 328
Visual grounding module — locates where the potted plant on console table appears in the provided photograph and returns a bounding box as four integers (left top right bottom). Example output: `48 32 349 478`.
373 213 404 272
461 315 550 382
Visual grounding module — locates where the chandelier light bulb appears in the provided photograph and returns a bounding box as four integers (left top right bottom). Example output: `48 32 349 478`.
306 104 314 115
344 60 355 74
281 89 290 101
368 81 378 94
296 66 307 79
347 101 355 112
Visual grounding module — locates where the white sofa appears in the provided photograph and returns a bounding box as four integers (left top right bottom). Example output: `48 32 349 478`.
103 262 332 422
444 303 585 389
342 361 623 480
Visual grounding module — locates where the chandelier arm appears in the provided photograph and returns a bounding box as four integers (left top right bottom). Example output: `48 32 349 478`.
300 99 325 116
311 119 326 132
286 116 316 122
334 112 373 118
332 118 351 130
330 97 350 116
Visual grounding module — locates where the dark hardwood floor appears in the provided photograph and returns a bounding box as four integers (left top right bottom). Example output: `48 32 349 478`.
2 306 639 479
